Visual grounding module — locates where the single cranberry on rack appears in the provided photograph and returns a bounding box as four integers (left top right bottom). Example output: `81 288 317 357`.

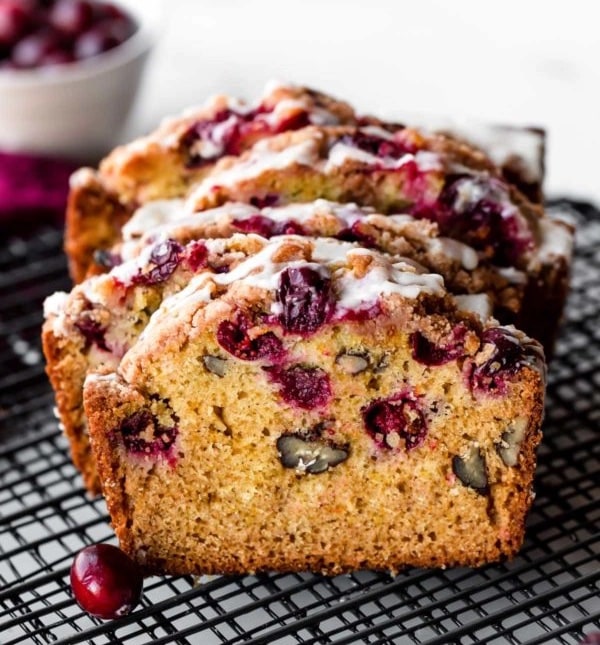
276 266 334 335
70 544 143 620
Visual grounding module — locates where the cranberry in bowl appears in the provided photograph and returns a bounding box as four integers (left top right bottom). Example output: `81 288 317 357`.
0 0 162 159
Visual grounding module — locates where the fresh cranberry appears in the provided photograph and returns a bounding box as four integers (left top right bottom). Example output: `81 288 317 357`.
233 215 306 238
184 240 208 272
580 634 600 645
116 409 178 461
467 327 534 395
131 239 183 286
40 48 74 65
276 266 334 335
74 317 109 351
49 0 93 37
217 313 284 361
92 1 128 21
11 29 61 67
70 544 143 620
335 221 376 248
0 1 33 47
411 325 467 366
74 23 119 59
264 364 332 410
362 392 427 451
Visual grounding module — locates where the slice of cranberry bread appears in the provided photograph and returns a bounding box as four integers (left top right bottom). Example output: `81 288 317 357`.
65 83 355 282
117 198 535 325
188 125 572 351
65 82 546 283
45 206 497 495
83 236 545 574
43 234 274 493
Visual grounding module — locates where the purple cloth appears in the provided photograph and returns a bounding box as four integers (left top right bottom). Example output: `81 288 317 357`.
0 152 80 228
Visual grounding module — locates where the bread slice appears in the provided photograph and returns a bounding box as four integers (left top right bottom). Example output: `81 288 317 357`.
83 235 545 574
65 83 546 283
44 195 500 495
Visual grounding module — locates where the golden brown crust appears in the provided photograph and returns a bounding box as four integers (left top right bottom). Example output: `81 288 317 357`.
65 170 133 283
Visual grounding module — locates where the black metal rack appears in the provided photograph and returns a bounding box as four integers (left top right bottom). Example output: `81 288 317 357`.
0 202 598 645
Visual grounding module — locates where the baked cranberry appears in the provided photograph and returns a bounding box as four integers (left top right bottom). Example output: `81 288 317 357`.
74 317 109 351
217 313 284 361
335 221 376 248
411 325 467 366
184 240 208 272
337 131 414 159
117 409 178 462
131 239 183 286
467 327 533 395
434 175 533 266
233 215 306 238
70 544 143 620
248 194 279 209
363 392 427 451
264 364 332 410
49 0 93 37
277 266 334 335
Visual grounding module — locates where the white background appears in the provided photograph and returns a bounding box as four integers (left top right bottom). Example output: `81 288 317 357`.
127 0 600 203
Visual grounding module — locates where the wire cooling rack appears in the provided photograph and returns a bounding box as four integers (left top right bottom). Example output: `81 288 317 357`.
0 201 599 645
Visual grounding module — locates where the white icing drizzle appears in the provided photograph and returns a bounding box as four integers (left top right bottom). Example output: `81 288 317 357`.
190 139 319 196
427 237 479 270
454 294 492 321
325 143 441 174
122 199 188 240
336 261 444 309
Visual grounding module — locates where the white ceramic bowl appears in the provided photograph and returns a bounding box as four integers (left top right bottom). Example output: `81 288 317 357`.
0 0 162 160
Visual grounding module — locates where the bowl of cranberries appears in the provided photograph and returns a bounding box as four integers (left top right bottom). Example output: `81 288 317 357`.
0 0 161 159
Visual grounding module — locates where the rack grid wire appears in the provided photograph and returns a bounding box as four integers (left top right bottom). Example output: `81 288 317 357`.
0 201 598 645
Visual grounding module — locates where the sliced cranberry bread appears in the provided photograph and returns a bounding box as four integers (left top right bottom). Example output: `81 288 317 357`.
65 84 355 282
44 201 497 495
83 236 545 574
65 83 545 283
187 125 571 351
43 234 273 493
